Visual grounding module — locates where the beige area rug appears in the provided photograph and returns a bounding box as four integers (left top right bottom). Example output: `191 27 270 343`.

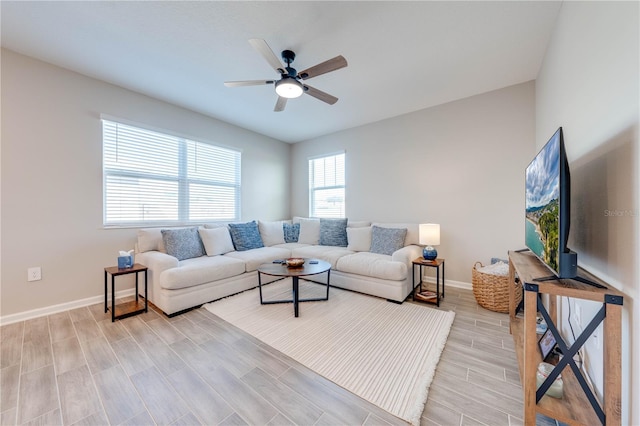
205 280 455 425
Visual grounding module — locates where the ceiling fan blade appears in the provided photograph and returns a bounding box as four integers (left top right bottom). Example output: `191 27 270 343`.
298 55 347 80
249 39 285 74
303 85 338 105
274 96 287 112
224 80 275 87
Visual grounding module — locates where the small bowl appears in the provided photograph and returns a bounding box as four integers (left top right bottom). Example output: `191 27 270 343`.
285 258 305 268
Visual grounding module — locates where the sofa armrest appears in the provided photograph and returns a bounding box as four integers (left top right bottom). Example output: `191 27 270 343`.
135 250 179 273
392 245 422 265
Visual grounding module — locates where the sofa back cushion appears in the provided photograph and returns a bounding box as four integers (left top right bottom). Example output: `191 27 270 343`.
369 225 407 255
347 221 371 228
198 227 235 256
347 226 372 252
161 227 205 261
138 228 167 253
228 221 264 251
258 220 286 246
297 218 321 245
203 223 228 229
319 218 348 247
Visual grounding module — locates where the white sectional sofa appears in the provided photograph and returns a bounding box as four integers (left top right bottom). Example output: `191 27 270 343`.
135 218 422 316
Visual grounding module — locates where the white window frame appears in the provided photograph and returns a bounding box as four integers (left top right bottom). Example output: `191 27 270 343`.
308 151 346 218
102 118 241 227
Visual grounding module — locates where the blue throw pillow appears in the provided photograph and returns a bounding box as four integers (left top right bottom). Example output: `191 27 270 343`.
319 218 348 247
283 223 300 243
161 227 205 261
228 221 264 251
370 225 407 255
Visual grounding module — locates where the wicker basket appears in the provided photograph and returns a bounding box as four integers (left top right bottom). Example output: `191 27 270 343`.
472 261 522 313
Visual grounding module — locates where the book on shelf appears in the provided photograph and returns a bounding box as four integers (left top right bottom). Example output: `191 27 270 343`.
415 290 437 301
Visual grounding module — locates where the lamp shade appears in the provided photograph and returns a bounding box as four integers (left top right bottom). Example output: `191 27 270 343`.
419 223 440 246
275 77 303 98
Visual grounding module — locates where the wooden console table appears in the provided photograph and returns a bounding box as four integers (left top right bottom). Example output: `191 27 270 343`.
508 250 623 425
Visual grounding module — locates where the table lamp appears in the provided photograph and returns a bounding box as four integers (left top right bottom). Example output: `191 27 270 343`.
419 223 440 260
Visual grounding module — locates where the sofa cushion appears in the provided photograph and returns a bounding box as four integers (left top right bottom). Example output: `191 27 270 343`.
336 252 407 281
203 223 229 229
372 222 420 246
291 245 354 269
347 226 372 252
297 218 320 245
258 220 286 246
283 223 300 243
272 242 311 251
160 255 246 290
225 247 292 272
370 225 407 255
161 227 205 261
199 227 235 256
347 221 371 228
319 218 348 247
138 228 167 253
228 221 264 251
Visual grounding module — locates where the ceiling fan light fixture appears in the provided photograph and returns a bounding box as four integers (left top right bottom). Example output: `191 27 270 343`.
275 77 303 99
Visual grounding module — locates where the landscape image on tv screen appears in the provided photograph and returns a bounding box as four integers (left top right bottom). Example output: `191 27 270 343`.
525 133 560 273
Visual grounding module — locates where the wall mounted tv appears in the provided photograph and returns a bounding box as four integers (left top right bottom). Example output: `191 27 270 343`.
525 127 578 280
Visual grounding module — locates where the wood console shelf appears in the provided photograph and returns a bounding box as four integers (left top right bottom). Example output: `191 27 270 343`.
508 250 623 425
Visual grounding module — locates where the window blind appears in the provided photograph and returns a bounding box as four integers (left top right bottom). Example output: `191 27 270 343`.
309 152 345 218
103 120 240 226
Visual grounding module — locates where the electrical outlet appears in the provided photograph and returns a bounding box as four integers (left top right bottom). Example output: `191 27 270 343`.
27 267 42 282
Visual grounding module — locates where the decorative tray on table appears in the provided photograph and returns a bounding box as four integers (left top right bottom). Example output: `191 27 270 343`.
285 258 305 268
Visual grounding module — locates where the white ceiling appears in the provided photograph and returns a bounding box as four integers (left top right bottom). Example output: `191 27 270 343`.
1 1 561 143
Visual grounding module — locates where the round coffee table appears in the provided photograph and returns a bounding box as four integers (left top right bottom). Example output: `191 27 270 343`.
257 259 331 317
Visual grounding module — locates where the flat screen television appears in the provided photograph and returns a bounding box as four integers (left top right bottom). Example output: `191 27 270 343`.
525 127 577 279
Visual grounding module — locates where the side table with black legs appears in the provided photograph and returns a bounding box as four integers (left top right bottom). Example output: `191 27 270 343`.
411 258 445 307
104 263 148 322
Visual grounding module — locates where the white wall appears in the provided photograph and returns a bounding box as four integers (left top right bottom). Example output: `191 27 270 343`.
291 82 536 286
536 2 639 424
0 49 290 318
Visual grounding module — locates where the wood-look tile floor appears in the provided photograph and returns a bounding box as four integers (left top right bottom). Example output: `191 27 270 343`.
1 286 533 425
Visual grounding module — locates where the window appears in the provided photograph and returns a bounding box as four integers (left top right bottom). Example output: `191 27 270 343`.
309 152 345 218
102 119 241 226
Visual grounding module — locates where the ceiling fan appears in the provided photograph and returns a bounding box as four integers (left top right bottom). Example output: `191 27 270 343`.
224 39 348 112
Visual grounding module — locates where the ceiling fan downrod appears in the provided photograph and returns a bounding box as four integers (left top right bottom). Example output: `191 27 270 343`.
281 50 297 78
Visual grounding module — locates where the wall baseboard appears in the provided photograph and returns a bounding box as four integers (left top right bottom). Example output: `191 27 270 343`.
1 277 472 325
0 288 136 326
421 275 472 290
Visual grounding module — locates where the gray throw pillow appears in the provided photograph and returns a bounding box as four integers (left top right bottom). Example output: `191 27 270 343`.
370 225 407 255
319 218 348 247
228 221 264 251
283 223 300 243
161 227 205 261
